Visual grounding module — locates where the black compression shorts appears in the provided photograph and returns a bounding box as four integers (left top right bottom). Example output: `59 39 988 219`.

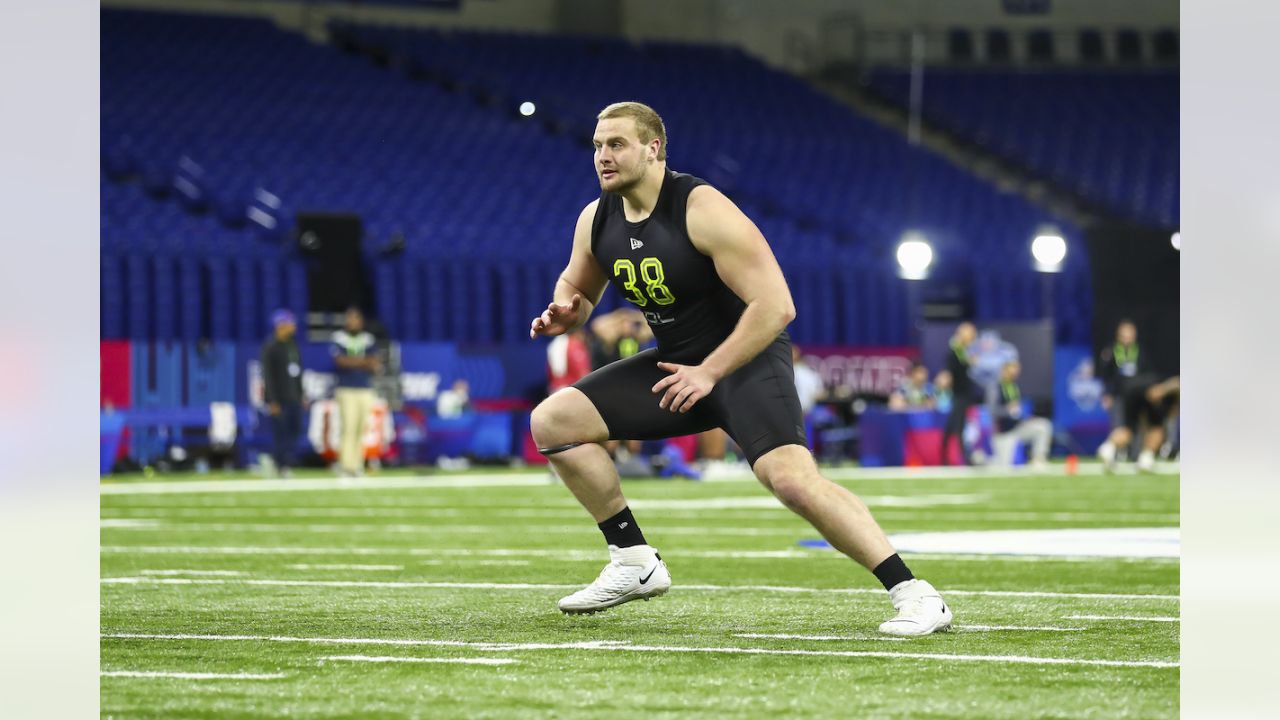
573 337 807 466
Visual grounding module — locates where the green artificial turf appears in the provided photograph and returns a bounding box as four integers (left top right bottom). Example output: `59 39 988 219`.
101 469 1179 719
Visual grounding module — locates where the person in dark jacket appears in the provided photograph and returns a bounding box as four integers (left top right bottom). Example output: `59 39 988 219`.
1096 319 1171 472
940 322 979 465
262 309 304 477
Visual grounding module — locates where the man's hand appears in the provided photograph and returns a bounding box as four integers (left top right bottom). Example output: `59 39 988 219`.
530 294 583 339
1101 394 1113 411
267 403 281 416
652 362 718 413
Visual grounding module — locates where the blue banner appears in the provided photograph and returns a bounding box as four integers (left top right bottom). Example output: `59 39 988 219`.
1053 345 1111 453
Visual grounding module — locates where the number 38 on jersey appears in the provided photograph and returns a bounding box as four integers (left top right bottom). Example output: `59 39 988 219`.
613 257 676 307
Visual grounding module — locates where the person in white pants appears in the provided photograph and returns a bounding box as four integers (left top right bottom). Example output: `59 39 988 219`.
330 307 380 477
989 361 1052 471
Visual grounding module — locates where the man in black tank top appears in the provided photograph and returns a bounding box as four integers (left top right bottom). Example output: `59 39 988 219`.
528 102 951 635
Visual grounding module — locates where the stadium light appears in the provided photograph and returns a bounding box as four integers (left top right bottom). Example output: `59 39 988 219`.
519 101 537 117
1031 232 1067 272
1171 232 1180 251
896 233 933 280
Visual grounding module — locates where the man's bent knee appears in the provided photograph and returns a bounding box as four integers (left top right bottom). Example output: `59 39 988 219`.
767 471 822 512
530 388 608 450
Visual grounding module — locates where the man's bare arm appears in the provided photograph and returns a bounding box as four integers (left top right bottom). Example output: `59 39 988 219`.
651 186 795 413
531 200 609 338
686 186 796 381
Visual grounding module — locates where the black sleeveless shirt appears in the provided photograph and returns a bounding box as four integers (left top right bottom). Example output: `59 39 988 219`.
590 170 751 364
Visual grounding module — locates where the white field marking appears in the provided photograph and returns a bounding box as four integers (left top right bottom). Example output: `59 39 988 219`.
101 670 285 680
820 464 1179 481
956 625 1083 633
98 463 1182 497
320 655 516 666
734 633 907 642
99 545 1176 564
101 545 844 560
99 508 1182 526
100 473 555 495
100 576 1179 601
877 511 1180 523
104 633 632 651
100 518 161 528
101 522 811 537
286 564 403 571
1066 615 1180 623
629 494 985 510
898 552 1179 564
138 569 247 577
102 633 1178 669
887 527 1180 559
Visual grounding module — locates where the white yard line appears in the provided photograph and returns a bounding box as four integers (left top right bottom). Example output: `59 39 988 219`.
956 625 1083 632
735 633 907 642
100 519 160 527
630 494 986 510
101 522 814 537
138 569 247 577
105 633 631 650
100 474 555 495
98 463 1182 497
286 564 404 571
1066 615 1180 623
101 670 285 680
101 507 1178 523
102 633 1178 669
320 655 517 666
100 576 1179 601
99 545 1178 563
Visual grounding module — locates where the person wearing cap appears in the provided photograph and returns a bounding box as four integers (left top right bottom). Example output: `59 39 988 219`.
261 309 304 477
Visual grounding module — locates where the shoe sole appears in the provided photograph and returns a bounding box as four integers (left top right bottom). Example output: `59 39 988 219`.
559 585 670 615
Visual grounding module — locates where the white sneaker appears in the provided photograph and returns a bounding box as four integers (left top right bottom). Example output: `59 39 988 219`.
1137 449 1156 473
1097 442 1117 473
879 579 953 636
558 545 671 614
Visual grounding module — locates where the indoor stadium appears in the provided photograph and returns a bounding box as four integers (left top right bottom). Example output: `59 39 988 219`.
95 0 1179 717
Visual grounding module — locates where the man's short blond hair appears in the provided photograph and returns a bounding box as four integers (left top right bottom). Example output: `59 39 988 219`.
597 101 667 161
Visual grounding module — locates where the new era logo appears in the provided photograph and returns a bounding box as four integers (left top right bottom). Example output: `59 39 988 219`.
630 238 644 250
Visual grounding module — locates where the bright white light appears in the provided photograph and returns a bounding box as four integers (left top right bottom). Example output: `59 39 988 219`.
1031 233 1067 271
519 101 536 117
1171 232 1180 251
896 235 933 280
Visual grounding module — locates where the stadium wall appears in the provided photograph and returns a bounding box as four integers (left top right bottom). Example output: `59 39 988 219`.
101 0 1177 71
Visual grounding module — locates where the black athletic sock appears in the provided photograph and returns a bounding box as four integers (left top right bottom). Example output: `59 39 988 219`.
598 507 647 548
872 553 915 592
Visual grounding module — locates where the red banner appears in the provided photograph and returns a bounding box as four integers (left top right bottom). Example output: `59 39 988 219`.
796 346 919 397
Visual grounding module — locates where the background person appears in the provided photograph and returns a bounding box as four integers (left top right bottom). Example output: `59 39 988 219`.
989 360 1052 471
940 322 979 465
1096 319 1157 471
331 306 380 477
261 309 304 477
436 378 471 419
889 362 936 411
792 345 825 416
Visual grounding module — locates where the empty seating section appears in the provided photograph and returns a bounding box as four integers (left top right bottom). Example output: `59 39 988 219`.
867 69 1178 228
102 9 1091 347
